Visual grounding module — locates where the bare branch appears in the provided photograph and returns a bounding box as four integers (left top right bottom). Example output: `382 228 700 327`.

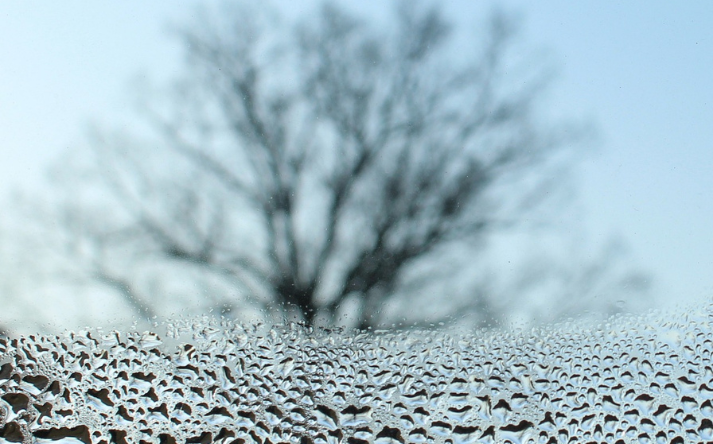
91 269 156 321
28 1 650 332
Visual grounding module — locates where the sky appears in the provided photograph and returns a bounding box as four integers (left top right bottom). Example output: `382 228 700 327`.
1 1 712 325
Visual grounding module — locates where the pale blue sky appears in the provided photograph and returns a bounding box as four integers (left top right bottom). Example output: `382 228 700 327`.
1 1 712 315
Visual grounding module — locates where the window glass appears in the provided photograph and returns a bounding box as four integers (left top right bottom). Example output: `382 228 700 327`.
0 1 711 442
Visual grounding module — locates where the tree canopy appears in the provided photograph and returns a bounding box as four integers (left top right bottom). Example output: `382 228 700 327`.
33 1 649 330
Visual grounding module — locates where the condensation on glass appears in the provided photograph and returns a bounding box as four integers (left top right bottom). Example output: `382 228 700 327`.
0 306 712 444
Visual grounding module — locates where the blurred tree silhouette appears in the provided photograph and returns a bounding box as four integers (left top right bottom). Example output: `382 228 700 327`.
39 1 650 330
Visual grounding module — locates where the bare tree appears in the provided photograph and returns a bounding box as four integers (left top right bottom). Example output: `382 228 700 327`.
42 1 647 330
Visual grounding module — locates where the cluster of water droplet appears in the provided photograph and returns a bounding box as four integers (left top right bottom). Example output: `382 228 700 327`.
1 306 712 444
